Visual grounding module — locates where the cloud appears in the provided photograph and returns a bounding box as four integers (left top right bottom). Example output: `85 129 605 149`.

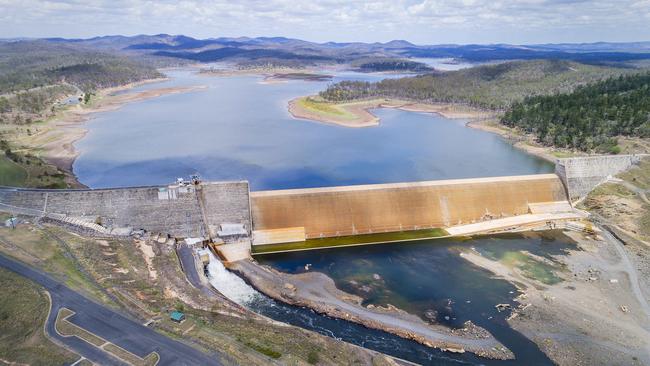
0 0 648 43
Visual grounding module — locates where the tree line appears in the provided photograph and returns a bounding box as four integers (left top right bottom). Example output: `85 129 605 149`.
501 72 650 152
318 60 633 109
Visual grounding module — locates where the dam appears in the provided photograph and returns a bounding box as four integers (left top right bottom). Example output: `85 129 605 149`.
250 174 566 239
0 155 641 256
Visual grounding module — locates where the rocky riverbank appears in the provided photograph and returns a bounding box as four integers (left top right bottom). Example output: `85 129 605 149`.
459 231 650 365
228 259 515 360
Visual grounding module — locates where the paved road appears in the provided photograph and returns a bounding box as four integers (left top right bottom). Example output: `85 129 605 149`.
0 253 221 366
177 244 203 289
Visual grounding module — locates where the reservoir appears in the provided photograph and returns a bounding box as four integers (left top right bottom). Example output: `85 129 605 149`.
73 66 560 365
73 69 551 189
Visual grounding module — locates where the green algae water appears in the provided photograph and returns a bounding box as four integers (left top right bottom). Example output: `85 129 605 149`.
252 228 449 254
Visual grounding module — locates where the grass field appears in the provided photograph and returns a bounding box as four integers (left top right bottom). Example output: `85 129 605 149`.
0 225 112 304
0 153 27 186
297 96 347 116
253 228 449 254
0 268 77 365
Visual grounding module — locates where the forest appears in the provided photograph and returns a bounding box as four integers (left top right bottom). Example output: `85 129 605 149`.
350 58 432 72
0 41 162 124
501 73 650 152
318 60 633 109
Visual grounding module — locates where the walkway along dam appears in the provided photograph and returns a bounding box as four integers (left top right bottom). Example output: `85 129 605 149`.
0 155 643 258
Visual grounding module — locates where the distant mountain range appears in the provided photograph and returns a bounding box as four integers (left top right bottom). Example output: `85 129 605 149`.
3 34 650 65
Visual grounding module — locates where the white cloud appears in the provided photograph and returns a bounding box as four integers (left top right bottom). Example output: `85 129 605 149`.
0 0 647 43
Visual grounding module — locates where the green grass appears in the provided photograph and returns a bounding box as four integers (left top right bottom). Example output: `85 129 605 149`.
0 153 27 186
297 97 346 116
253 228 448 254
0 268 77 365
590 182 635 198
619 157 650 190
0 150 68 188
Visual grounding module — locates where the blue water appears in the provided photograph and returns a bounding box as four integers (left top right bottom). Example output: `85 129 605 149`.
257 233 574 365
74 69 551 189
72 68 559 365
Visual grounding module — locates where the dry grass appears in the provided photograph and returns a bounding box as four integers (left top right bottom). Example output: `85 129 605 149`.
619 157 650 190
0 268 76 366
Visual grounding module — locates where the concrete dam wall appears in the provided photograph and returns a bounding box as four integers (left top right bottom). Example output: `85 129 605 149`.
250 174 568 239
0 181 250 238
556 154 644 202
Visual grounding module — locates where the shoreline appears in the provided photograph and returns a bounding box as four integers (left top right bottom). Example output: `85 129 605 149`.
287 96 498 128
229 259 514 360
19 78 208 187
458 231 650 365
287 96 587 163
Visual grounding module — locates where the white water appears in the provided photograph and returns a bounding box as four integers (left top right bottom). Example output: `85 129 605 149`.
205 251 261 305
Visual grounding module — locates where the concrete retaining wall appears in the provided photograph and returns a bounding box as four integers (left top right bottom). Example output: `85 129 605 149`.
0 181 250 238
555 155 643 202
251 174 568 239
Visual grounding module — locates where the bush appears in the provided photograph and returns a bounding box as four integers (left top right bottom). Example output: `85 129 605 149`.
307 350 320 364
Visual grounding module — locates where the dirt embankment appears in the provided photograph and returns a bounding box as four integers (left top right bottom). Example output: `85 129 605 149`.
19 80 207 185
459 231 650 366
229 259 514 360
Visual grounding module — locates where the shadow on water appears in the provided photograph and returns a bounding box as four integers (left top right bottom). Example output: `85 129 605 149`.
255 232 577 365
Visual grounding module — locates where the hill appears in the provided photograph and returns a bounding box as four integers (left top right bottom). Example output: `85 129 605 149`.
0 41 163 125
318 60 635 109
501 73 650 152
32 35 650 67
0 41 162 94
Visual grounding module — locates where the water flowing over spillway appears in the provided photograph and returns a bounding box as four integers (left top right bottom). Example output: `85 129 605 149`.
206 251 260 305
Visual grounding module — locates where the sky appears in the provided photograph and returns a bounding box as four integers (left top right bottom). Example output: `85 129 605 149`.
1 0 649 44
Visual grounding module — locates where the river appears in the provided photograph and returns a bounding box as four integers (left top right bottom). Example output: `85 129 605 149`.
72 64 561 365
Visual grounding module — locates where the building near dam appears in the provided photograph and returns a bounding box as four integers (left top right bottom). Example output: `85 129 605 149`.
0 155 643 257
